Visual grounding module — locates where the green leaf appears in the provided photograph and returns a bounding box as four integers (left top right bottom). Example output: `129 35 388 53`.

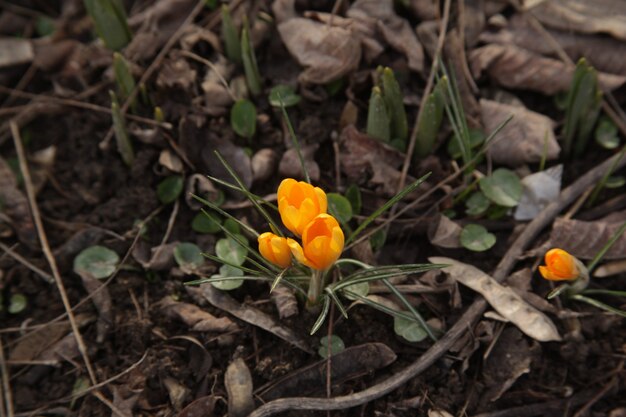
605 175 626 189
327 193 353 224
479 168 522 207
70 377 91 408
595 115 620 150
230 99 257 139
113 53 137 113
381 67 408 143
83 0 132 51
211 264 244 290
241 17 262 95
394 313 429 342
223 218 241 235
340 281 369 301
221 5 241 63
318 335 345 358
465 191 490 216
447 128 484 160
192 211 222 234
460 224 496 252
414 76 447 158
366 86 390 142
173 243 205 270
35 16 56 37
216 236 248 266
369 229 386 252
8 294 27 314
345 184 362 215
269 85 301 107
73 245 120 279
110 91 134 166
157 175 183 204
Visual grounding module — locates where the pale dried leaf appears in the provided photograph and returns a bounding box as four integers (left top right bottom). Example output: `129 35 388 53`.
78 271 113 343
481 14 626 75
252 148 279 183
160 296 239 332
159 149 184 173
111 386 139 417
528 0 626 41
177 395 217 417
481 99 559 167
225 358 255 417
277 18 361 84
132 240 177 271
429 257 562 342
549 216 626 260
163 377 190 411
0 38 33 67
156 55 197 90
271 285 298 319
278 144 320 182
514 165 562 221
201 284 313 353
185 174 220 210
470 44 626 94
0 157 38 249
428 215 463 249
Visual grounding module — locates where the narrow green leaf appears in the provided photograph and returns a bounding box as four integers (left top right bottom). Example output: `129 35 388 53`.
110 91 134 166
113 53 137 112
241 17 262 96
83 0 132 51
414 76 447 158
381 67 408 143
221 5 241 63
571 294 626 318
366 86 390 142
310 295 331 335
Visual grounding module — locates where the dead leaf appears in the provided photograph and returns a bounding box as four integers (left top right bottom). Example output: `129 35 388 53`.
0 38 33 68
52 227 105 270
185 174 220 210
0 156 38 249
78 271 113 343
132 240 177 271
278 144 320 182
251 148 279 183
430 257 562 342
159 296 239 332
470 44 626 94
256 343 396 401
428 215 463 249
156 54 197 90
548 216 626 260
528 0 626 42
480 14 626 75
111 385 139 417
277 17 361 84
201 284 313 353
33 39 78 72
271 285 298 319
480 99 559 167
410 0 438 21
177 395 217 417
164 377 190 411
347 0 424 72
514 165 562 221
201 55 235 115
225 358 255 417
159 149 184 174
480 327 538 403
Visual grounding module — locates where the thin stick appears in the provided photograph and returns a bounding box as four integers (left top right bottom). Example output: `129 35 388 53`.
247 150 626 417
0 338 13 417
0 242 54 284
10 121 98 386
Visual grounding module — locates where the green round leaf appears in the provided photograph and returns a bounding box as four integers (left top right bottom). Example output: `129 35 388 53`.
460 224 496 252
73 245 120 279
192 212 222 234
318 335 345 358
8 294 27 314
479 168 522 207
605 175 626 189
394 314 428 342
327 193 353 224
268 85 301 107
157 175 183 204
345 184 362 215
211 264 244 290
215 236 248 266
223 218 241 235
230 99 257 139
595 116 620 150
465 191 490 216
174 243 205 269
370 229 386 252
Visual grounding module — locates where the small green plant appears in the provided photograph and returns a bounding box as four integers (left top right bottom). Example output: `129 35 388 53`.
230 98 257 139
83 0 132 51
318 335 345 358
157 175 184 204
414 76 447 159
113 52 137 113
563 58 602 158
268 85 301 108
366 86 391 143
460 224 496 252
221 5 241 64
109 91 134 166
74 245 120 279
241 17 262 96
366 67 408 150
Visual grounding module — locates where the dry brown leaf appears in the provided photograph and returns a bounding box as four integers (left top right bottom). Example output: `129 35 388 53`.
347 0 424 72
225 358 255 417
33 39 78 72
549 216 626 260
278 144 320 182
470 44 626 94
430 257 562 342
270 285 298 319
160 296 239 332
132 240 177 271
163 377 190 411
156 54 197 90
480 99 559 167
481 14 626 75
0 38 33 68
277 17 361 84
201 284 313 353
256 343 396 401
251 148 278 183
0 156 38 249
177 395 217 417
428 215 463 249
78 271 113 343
528 0 626 42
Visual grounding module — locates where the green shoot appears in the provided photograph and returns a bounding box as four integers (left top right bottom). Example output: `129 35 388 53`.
109 90 134 166
113 53 137 113
414 75 447 159
83 0 132 51
366 86 391 142
587 145 626 207
381 67 408 144
221 5 241 64
586 220 626 272
241 17 262 96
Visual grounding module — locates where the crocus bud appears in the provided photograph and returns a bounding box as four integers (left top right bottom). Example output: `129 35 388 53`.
539 248 580 281
287 214 344 271
258 232 291 269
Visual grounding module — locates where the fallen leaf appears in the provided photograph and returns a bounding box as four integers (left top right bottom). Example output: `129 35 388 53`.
225 358 255 417
347 0 424 72
132 240 178 271
78 271 113 343
251 148 279 183
111 386 139 417
548 215 626 260
163 377 190 411
480 99 560 167
528 0 626 42
277 17 361 84
159 296 239 332
0 38 33 68
514 165 562 221
0 156 38 249
256 343 396 401
428 215 463 249
470 44 626 94
33 39 78 72
201 284 313 353
271 285 298 320
429 257 562 342
185 174 221 210
177 395 217 417
480 14 626 75
278 144 320 182
156 54 197 91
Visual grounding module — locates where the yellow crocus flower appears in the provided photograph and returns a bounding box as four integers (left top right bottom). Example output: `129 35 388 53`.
539 248 580 281
287 214 344 271
258 232 292 269
277 178 327 236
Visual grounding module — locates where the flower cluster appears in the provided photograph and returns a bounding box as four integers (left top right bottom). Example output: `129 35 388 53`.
258 179 344 271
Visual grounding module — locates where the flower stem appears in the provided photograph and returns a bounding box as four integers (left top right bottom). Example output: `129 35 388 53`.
307 270 324 307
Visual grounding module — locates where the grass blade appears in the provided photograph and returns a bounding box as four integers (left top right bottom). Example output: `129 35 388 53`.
586 220 626 272
310 295 331 335
325 288 349 319
382 278 436 341
571 294 626 318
